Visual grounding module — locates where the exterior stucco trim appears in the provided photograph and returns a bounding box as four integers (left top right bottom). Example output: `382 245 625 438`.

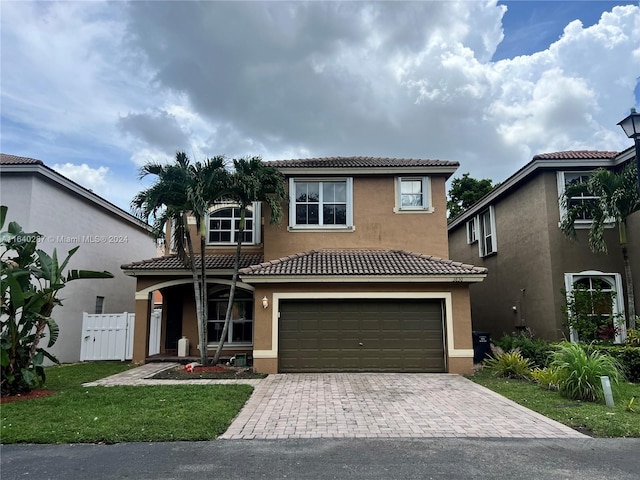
135 278 255 299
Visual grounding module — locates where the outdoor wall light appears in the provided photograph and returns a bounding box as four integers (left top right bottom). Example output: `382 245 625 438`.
262 296 269 309
617 107 640 195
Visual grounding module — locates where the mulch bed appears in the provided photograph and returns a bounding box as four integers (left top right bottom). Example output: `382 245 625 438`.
151 365 267 380
1 390 57 404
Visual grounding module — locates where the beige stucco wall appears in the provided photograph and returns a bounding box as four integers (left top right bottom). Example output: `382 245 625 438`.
263 175 450 260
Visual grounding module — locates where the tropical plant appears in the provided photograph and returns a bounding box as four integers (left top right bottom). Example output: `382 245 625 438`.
626 327 640 346
551 342 623 402
212 156 286 364
132 152 228 365
560 163 640 330
0 206 113 395
531 366 562 391
483 349 533 379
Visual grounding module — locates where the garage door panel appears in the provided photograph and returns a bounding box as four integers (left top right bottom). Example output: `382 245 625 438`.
279 299 445 373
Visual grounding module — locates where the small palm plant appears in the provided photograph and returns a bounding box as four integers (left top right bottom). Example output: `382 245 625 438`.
483 348 533 379
551 342 623 402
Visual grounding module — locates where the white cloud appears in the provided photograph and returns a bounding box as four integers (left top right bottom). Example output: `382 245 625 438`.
52 163 109 193
2 0 639 212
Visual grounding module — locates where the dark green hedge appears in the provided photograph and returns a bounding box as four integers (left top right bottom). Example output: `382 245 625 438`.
584 345 640 383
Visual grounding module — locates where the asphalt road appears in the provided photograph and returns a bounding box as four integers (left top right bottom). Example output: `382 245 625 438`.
2 438 640 479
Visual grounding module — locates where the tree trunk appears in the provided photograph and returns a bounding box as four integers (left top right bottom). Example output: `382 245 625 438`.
620 221 636 330
200 232 208 365
213 207 244 364
621 245 636 330
182 213 206 365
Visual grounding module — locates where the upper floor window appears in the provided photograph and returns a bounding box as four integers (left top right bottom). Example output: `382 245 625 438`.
466 217 477 244
478 206 497 257
207 203 260 245
289 178 353 229
395 177 432 212
558 171 598 223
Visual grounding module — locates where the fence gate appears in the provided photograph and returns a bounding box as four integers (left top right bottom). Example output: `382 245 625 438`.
80 312 135 361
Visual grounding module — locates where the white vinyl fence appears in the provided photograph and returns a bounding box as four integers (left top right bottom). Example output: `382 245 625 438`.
80 311 162 361
80 312 135 361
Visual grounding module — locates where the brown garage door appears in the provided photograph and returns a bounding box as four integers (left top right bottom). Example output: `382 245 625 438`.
279 299 445 372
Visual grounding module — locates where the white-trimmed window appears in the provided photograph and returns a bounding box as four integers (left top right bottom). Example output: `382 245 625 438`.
466 217 477 244
207 289 253 345
564 272 626 344
395 177 431 211
289 178 353 229
478 206 497 256
208 203 260 245
557 171 599 223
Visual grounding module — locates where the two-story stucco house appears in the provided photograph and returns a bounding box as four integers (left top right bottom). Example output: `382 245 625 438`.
448 149 640 344
0 153 157 362
123 157 487 375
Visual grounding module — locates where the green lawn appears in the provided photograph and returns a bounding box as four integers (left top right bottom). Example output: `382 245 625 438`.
1 362 253 444
470 369 640 437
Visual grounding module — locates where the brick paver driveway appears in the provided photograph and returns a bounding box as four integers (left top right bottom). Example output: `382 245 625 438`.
221 373 587 439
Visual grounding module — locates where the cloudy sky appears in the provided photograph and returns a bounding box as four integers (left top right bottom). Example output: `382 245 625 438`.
1 1 639 212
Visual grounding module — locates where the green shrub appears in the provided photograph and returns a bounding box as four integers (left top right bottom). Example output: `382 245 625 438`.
625 328 640 347
492 332 553 367
551 342 623 402
483 349 533 379
531 366 562 391
583 344 640 383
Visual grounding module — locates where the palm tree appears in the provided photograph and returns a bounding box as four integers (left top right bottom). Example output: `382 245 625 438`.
560 162 640 329
131 152 227 364
212 157 286 364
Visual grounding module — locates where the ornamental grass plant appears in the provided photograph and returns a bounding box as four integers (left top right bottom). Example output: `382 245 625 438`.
551 342 623 402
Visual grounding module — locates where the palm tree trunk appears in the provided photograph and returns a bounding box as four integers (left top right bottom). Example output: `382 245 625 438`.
200 232 208 365
619 221 636 330
621 245 636 330
183 213 206 365
213 207 244 364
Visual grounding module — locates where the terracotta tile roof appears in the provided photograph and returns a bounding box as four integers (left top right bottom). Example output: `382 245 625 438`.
267 156 459 168
239 249 486 276
122 253 264 271
0 153 45 165
532 150 618 160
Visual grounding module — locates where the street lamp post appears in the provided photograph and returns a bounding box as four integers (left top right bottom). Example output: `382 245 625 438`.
617 107 640 195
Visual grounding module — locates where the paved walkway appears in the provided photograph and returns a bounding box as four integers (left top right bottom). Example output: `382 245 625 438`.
82 363 263 387
84 365 586 439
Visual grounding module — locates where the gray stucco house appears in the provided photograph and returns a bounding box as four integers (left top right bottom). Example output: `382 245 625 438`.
448 148 639 343
0 153 156 362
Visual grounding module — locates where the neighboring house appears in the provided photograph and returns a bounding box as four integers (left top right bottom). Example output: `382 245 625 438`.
122 157 487 375
0 153 157 362
448 149 640 344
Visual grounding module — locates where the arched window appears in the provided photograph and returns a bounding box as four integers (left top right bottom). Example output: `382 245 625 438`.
564 272 625 343
208 204 259 245
207 289 253 344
